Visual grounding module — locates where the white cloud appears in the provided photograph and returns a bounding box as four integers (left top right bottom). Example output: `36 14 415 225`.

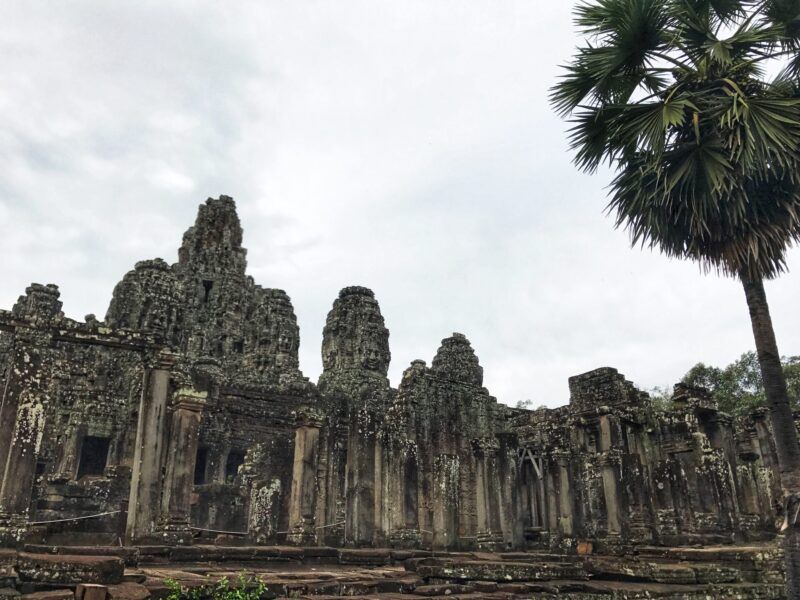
1 1 798 406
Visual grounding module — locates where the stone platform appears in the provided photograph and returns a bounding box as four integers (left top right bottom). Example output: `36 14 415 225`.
0 544 786 599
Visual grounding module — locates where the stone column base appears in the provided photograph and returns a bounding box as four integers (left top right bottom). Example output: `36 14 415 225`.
286 520 317 546
158 518 193 546
593 535 632 556
476 531 504 551
628 509 654 543
0 513 28 548
655 509 679 536
388 528 422 549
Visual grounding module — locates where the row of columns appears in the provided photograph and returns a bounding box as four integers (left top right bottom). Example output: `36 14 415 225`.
283 426 528 550
126 353 207 545
286 408 322 545
0 333 627 550
0 338 209 548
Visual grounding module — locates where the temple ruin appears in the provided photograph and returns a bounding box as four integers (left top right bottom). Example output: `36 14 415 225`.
0 196 791 598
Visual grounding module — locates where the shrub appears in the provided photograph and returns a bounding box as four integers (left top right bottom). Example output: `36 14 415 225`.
164 573 271 600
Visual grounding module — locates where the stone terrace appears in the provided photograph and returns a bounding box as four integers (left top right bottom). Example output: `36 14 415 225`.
0 543 786 599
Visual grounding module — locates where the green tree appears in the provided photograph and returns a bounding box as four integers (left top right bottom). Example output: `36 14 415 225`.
646 385 675 411
682 351 800 415
551 0 800 591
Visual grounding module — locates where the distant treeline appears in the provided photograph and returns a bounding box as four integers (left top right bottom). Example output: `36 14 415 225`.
650 352 800 417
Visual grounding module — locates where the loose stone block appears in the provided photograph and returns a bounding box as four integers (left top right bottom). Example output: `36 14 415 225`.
105 583 149 600
19 591 72 600
74 584 107 600
16 554 123 585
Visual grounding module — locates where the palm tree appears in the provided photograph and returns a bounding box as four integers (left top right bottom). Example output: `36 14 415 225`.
551 0 800 592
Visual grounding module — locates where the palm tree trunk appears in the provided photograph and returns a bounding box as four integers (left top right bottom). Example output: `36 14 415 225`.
741 274 800 597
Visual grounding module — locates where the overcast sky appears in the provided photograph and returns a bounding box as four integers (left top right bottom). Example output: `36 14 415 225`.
2 2 798 407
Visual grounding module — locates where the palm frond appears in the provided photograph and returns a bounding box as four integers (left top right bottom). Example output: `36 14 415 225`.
762 0 800 47
555 0 800 280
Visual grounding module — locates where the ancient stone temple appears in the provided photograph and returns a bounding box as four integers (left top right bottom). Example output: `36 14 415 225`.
0 196 788 562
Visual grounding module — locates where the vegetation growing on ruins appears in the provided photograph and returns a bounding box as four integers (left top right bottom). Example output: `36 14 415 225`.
165 573 270 600
552 0 800 594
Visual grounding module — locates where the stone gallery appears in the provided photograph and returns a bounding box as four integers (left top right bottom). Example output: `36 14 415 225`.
0 197 791 598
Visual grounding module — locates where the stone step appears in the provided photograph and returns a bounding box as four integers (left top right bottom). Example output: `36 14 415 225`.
415 559 588 582
16 554 124 586
132 560 787 600
24 548 138 568
412 583 474 596
19 591 73 600
585 556 740 585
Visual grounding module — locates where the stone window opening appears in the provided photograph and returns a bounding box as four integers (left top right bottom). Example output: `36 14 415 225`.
233 340 244 354
77 436 110 479
225 450 245 483
202 280 214 304
194 447 209 485
586 430 598 454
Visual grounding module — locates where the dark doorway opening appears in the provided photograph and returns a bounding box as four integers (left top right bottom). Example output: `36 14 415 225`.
77 436 110 478
225 450 245 483
202 280 214 303
194 448 209 485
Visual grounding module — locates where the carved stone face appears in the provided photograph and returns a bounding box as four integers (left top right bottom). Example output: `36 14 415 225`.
277 331 294 353
320 288 391 377
360 344 382 371
146 309 166 332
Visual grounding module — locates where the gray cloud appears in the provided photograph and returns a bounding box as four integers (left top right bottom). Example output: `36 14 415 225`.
2 1 798 406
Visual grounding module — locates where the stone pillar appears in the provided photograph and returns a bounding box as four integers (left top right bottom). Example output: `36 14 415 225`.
158 389 207 545
345 407 377 546
0 336 45 485
597 415 623 537
0 335 48 547
106 425 126 470
55 423 87 481
315 424 347 548
474 437 503 550
546 462 559 536
432 453 460 549
599 454 622 536
373 440 389 546
206 444 227 484
475 450 487 535
555 452 574 536
388 444 422 548
751 409 782 514
495 433 520 549
652 459 678 540
126 352 175 544
239 443 284 544
287 408 322 545
598 415 613 452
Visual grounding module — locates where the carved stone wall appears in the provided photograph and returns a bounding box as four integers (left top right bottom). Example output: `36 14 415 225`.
0 196 788 553
513 367 784 553
380 334 516 550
